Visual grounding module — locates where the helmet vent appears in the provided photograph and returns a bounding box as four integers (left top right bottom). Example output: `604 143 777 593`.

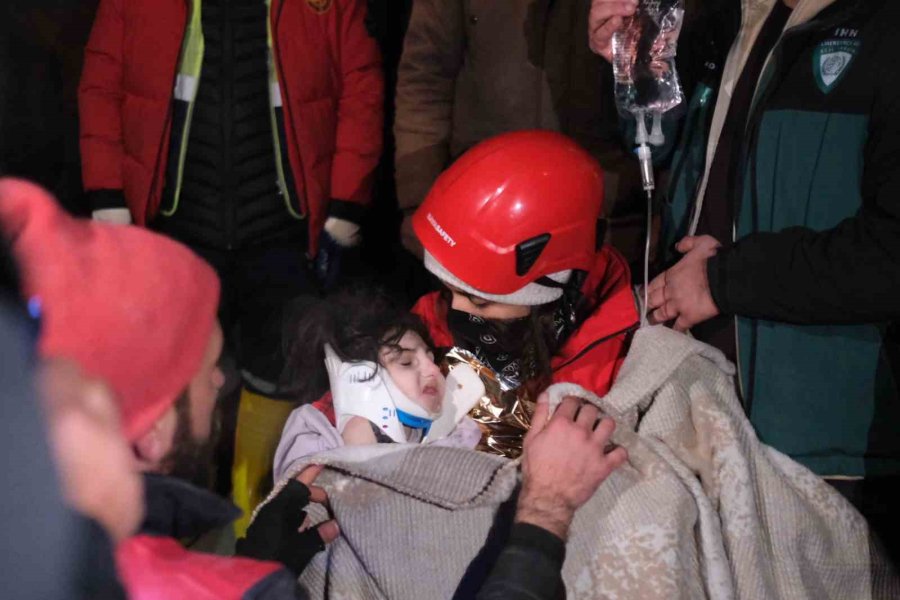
516 234 551 276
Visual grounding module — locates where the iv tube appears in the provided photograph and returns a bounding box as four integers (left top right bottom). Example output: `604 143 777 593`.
634 110 660 327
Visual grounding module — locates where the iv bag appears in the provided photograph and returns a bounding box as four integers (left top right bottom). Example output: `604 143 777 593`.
612 0 685 116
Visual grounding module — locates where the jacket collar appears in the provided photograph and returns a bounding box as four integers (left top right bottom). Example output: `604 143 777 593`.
688 0 856 235
139 474 241 540
552 246 639 370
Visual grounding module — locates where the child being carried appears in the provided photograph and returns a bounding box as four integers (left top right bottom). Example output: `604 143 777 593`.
273 289 484 482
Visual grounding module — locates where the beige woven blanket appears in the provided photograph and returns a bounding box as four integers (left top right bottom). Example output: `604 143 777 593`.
263 326 897 599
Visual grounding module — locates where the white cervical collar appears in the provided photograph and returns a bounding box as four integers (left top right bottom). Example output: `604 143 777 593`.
324 344 484 444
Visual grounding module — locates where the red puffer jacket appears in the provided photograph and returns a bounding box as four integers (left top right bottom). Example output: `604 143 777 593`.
116 536 298 600
78 0 383 254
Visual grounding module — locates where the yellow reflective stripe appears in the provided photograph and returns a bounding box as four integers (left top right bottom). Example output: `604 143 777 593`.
267 0 302 219
167 0 300 219
180 0 204 79
163 0 204 217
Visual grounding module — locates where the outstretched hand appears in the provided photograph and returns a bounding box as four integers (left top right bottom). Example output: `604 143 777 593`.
236 465 339 576
294 465 341 544
647 235 721 332
516 393 628 540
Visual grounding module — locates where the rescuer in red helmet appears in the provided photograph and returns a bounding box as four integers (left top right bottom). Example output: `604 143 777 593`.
410 130 640 457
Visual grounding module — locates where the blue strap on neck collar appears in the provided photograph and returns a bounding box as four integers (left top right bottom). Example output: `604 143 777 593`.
396 409 433 435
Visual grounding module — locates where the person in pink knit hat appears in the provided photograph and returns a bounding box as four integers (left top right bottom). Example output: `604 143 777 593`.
0 179 338 600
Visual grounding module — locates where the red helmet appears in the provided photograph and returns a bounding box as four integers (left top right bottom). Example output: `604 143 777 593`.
413 130 604 304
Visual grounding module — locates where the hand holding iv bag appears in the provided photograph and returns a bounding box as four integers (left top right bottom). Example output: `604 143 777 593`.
612 0 685 117
610 0 685 326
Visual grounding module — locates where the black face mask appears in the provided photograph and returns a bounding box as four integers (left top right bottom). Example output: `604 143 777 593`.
447 308 534 388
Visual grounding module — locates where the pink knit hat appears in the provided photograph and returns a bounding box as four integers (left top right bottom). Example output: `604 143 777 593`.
0 179 220 441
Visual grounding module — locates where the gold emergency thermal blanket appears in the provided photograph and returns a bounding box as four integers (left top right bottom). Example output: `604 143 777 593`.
441 347 536 459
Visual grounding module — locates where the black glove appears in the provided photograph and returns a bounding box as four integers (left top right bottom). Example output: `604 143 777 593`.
235 479 327 576
314 229 344 291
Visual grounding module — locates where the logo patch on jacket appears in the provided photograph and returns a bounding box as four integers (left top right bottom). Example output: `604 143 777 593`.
306 0 332 13
813 32 860 94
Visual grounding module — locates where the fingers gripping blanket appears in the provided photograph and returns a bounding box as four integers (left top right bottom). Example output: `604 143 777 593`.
261 326 898 599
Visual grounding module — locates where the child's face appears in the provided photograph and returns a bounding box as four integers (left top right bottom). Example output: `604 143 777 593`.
379 330 445 414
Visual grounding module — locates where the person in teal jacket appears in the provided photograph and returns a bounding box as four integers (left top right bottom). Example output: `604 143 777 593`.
592 0 900 563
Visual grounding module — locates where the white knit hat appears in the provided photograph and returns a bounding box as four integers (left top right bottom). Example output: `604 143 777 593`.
424 250 571 306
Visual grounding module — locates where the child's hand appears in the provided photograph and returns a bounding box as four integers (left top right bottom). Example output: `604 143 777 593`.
515 393 628 540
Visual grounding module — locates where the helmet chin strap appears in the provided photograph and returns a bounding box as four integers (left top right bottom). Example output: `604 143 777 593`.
534 275 567 289
532 270 591 336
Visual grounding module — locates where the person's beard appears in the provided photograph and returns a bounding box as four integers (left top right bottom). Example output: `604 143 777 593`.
160 394 218 489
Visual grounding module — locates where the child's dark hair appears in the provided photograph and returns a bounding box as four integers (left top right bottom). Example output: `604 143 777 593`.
282 287 437 404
